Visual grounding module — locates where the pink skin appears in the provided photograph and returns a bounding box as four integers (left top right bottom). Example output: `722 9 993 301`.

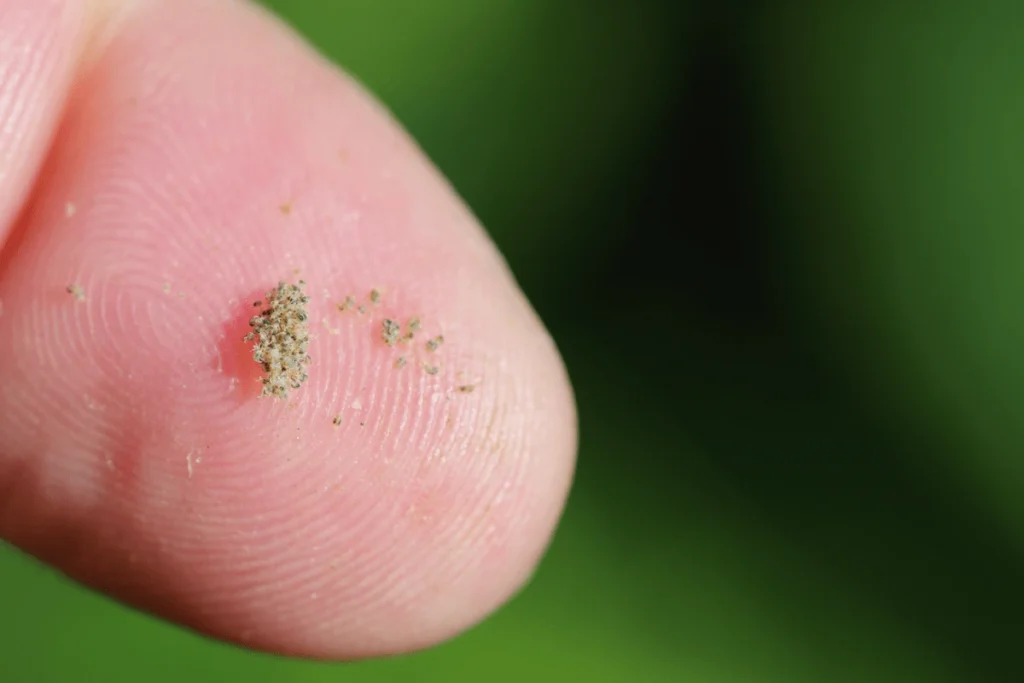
0 0 577 660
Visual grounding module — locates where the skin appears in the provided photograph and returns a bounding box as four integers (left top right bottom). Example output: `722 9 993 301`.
0 0 577 661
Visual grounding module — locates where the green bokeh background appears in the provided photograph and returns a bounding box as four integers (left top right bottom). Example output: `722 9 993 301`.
4 1 1024 681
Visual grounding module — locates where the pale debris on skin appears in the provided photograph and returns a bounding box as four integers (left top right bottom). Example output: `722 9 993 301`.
243 280 311 400
425 335 444 352
186 450 203 478
369 288 382 305
394 356 407 369
423 363 440 375
66 284 85 301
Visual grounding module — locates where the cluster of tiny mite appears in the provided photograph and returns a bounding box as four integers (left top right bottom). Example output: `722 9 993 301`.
244 281 311 399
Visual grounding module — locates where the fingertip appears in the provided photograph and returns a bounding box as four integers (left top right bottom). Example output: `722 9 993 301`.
0 0 578 659
0 0 87 234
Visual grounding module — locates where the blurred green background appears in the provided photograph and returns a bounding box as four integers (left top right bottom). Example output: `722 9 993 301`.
4 1 1024 681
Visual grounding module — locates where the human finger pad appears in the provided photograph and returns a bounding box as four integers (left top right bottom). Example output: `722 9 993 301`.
0 0 576 659
0 0 87 238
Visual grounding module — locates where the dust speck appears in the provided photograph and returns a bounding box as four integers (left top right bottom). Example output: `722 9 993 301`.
66 284 85 301
186 450 197 478
321 317 339 335
332 415 343 426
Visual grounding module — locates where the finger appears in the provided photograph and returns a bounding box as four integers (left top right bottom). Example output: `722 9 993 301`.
0 0 577 661
0 0 91 237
